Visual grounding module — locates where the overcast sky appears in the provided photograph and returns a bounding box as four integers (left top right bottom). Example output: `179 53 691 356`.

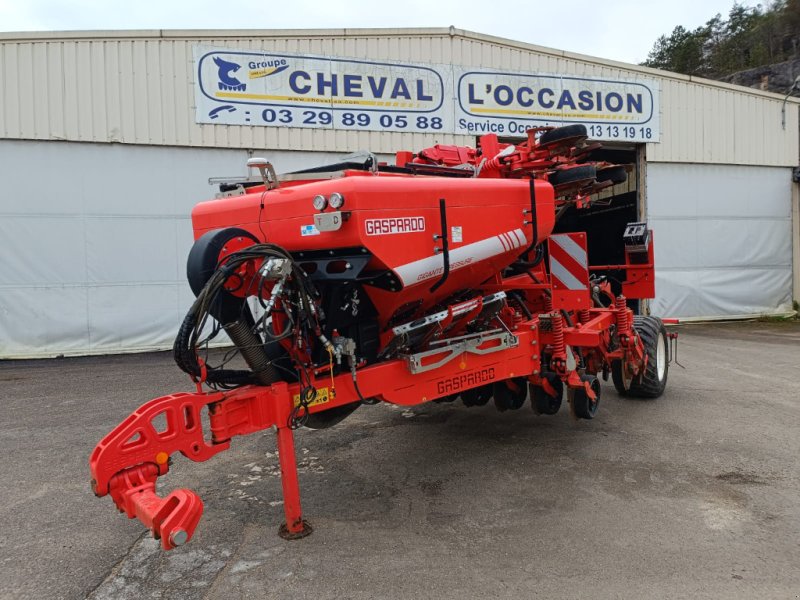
0 0 760 65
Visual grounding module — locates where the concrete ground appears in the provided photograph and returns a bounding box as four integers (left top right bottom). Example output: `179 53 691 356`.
1 321 799 599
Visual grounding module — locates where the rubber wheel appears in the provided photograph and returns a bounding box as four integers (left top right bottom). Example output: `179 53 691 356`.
596 165 628 185
493 378 528 412
186 227 259 296
626 316 669 398
570 374 600 419
462 385 492 407
548 165 597 187
538 124 588 151
186 227 259 323
611 359 632 396
305 403 360 429
531 374 563 415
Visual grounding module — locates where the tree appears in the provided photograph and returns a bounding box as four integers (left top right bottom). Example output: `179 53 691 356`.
642 25 707 75
641 0 799 81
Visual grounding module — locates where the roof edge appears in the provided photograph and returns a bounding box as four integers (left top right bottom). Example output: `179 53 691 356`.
1 26 797 103
0 26 455 41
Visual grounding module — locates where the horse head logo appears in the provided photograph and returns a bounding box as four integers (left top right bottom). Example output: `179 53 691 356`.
213 56 246 92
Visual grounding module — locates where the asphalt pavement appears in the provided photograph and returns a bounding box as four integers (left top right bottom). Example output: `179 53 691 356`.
1 321 799 599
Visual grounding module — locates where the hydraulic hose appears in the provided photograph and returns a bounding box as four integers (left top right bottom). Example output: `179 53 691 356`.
224 318 280 385
177 239 320 389
173 310 258 386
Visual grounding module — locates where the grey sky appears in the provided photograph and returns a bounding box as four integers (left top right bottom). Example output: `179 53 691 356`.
0 0 759 65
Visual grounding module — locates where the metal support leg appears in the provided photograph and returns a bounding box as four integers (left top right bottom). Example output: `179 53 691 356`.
275 425 313 539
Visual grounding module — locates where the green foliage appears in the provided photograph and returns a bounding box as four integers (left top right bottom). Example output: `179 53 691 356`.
642 1 800 78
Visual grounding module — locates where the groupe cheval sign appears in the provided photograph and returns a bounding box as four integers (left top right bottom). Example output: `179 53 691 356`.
194 45 660 142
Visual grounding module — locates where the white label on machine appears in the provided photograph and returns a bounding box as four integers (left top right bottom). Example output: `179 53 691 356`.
300 224 320 236
451 226 463 243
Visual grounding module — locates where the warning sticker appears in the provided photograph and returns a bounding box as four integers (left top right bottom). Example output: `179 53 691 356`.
293 387 332 408
300 224 320 236
451 226 463 243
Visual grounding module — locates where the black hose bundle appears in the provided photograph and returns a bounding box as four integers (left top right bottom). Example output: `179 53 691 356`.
173 242 321 390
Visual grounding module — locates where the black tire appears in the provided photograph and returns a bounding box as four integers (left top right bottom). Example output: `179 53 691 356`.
462 385 492 407
570 375 600 419
186 227 258 296
531 374 563 415
186 227 259 323
304 403 361 429
627 316 669 398
538 124 588 150
611 359 631 396
493 378 528 412
596 165 628 185
548 165 597 187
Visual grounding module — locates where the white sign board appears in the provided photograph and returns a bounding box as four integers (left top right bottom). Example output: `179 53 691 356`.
194 46 453 134
453 69 659 142
194 45 660 143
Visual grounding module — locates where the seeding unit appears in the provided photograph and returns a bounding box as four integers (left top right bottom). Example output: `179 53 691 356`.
90 124 671 549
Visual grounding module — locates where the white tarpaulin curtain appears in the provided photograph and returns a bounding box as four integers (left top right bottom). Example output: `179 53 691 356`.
647 162 793 318
0 140 339 358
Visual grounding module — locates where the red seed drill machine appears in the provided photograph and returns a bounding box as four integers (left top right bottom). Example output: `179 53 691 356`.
89 124 671 549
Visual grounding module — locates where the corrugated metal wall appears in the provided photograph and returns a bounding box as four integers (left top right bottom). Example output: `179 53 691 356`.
0 31 461 155
1 29 798 165
645 77 797 165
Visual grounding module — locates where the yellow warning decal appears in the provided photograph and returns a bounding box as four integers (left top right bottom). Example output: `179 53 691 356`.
292 387 331 408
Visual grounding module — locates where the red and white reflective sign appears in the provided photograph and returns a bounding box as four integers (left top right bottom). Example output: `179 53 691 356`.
548 233 591 309
549 233 589 291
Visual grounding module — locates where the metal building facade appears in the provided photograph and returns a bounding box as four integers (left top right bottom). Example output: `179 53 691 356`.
1 29 798 163
1 28 798 357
